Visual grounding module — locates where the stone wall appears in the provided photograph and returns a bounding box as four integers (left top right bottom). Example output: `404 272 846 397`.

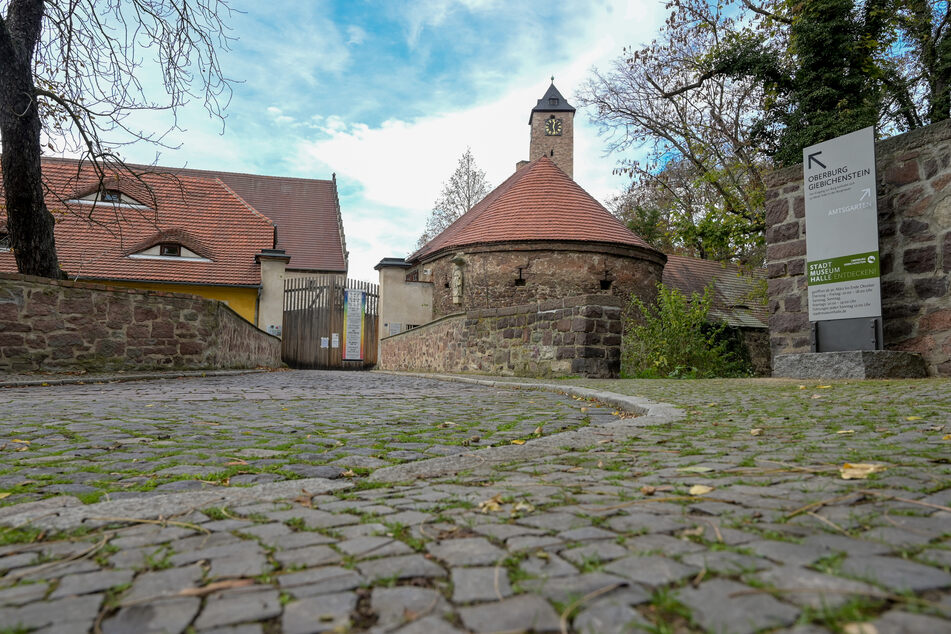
0 273 282 372
766 120 951 376
419 241 664 320
379 295 624 378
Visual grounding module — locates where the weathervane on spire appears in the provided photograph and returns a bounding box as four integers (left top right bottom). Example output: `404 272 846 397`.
551 75 554 83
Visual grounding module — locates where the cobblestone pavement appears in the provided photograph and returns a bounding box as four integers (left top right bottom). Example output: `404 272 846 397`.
0 371 949 633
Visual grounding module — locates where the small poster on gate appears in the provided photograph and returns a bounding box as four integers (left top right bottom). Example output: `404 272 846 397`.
331 333 339 348
320 337 329 349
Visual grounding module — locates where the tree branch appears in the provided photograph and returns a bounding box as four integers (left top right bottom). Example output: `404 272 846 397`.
740 0 792 25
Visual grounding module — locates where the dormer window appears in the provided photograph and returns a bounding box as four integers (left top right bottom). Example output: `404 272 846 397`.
159 243 182 257
549 97 559 106
71 187 148 208
0 232 9 251
128 241 210 262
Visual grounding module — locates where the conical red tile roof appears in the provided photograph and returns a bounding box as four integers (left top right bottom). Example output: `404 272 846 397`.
410 156 658 261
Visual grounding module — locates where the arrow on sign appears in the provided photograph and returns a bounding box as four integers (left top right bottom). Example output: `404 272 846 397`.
807 151 826 170
860 188 871 201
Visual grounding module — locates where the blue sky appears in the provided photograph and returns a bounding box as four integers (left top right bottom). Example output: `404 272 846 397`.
116 0 668 281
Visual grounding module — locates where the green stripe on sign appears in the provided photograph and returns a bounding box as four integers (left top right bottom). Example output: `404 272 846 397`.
807 251 880 286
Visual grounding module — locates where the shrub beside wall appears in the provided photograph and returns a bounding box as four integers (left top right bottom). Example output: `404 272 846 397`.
766 121 951 376
0 273 281 372
379 295 624 378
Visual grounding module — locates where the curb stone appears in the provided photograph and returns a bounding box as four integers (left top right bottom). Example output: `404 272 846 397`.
368 371 685 483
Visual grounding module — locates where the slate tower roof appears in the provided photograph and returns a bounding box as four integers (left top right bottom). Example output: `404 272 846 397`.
529 81 576 123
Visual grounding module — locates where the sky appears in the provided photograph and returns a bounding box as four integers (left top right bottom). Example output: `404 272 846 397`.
113 0 670 283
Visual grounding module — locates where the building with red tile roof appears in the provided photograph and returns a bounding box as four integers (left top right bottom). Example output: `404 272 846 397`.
377 81 666 329
158 166 347 276
0 158 287 329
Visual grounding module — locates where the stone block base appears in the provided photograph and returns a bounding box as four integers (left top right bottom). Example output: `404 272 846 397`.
773 351 928 379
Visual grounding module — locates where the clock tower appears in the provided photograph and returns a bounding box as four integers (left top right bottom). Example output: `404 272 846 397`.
529 79 576 178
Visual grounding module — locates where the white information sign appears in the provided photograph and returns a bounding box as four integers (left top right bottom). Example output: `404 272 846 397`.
320 337 329 349
343 289 365 361
803 126 882 321
331 333 339 348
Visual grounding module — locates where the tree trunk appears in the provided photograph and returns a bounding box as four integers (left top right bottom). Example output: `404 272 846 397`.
0 0 64 279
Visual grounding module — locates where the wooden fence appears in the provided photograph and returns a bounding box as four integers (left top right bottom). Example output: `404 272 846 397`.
282 276 379 369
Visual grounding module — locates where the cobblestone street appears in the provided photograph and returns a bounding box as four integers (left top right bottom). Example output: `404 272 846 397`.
1 370 949 633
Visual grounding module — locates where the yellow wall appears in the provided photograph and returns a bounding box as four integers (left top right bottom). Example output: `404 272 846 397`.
92 280 259 324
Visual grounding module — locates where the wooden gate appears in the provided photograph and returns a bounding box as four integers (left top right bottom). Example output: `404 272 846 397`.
281 276 379 369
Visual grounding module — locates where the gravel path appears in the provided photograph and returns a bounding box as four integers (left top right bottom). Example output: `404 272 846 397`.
0 371 948 633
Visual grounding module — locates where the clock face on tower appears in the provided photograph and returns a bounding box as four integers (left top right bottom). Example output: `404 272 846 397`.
545 117 563 136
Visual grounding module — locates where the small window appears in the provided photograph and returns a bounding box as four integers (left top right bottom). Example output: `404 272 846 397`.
600 279 613 290
514 278 526 287
101 189 121 203
549 97 559 106
159 243 182 257
0 232 10 250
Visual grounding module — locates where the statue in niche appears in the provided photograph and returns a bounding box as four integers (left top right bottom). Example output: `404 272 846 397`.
451 254 465 305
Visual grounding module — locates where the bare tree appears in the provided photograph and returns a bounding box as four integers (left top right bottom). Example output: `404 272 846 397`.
576 0 772 265
0 0 234 277
416 148 491 249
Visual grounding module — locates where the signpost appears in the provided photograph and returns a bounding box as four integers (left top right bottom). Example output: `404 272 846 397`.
342 288 366 361
803 126 883 350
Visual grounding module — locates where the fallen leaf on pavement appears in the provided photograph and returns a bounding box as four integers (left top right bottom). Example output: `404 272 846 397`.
689 485 714 496
293 490 314 508
341 469 357 478
511 501 534 516
816 385 832 389
640 486 656 496
510 439 526 445
0 492 11 500
905 416 922 421
836 430 855 435
678 466 714 473
842 623 878 634
533 426 543 436
840 463 886 480
225 460 248 466
943 434 951 441
478 493 503 513
179 579 253 597
750 428 763 436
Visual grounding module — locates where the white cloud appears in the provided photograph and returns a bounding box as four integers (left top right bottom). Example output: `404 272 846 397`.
346 25 368 46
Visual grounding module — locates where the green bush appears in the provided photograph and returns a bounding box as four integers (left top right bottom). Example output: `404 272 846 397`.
622 283 752 379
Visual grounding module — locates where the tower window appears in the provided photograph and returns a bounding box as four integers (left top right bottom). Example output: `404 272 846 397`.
549 97 559 106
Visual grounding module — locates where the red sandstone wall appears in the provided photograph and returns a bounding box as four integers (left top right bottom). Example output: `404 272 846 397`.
419 242 664 319
0 273 282 372
766 121 951 376
379 295 624 378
